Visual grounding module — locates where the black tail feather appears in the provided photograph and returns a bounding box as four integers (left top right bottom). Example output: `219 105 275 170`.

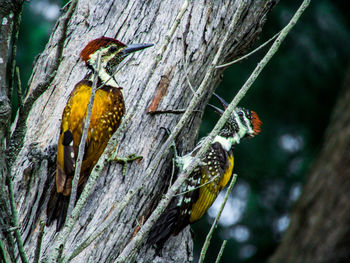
147 206 180 249
46 187 69 231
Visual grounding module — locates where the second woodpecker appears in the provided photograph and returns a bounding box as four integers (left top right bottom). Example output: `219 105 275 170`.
46 37 152 231
147 94 262 248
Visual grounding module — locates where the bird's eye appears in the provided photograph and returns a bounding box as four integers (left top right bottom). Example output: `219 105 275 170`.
109 46 118 53
238 111 244 117
241 109 249 118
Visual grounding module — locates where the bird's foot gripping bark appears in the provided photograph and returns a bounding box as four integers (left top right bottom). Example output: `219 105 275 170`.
110 154 143 176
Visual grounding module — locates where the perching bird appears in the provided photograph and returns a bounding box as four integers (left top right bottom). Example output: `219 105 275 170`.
46 36 153 231
147 93 262 248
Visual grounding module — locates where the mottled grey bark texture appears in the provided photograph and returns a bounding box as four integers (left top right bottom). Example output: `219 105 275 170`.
269 69 350 263
0 1 24 262
9 0 276 262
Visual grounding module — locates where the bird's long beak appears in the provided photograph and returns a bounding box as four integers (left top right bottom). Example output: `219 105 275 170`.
207 104 224 116
122 43 153 56
212 93 228 109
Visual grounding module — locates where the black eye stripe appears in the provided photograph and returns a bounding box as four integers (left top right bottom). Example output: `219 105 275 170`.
108 46 118 53
244 109 252 119
218 108 255 138
238 111 247 126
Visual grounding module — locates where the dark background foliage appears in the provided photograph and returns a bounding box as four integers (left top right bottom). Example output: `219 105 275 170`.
15 0 350 262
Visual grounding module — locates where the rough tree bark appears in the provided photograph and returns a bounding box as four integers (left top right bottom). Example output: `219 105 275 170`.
0 1 24 262
7 0 277 262
269 69 350 263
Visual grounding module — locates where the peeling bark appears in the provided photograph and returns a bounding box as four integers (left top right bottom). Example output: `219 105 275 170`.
9 0 277 262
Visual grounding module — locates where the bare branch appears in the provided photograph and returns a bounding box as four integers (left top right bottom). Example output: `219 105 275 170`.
4 226 20 233
66 52 102 221
154 0 190 65
6 176 28 263
0 238 11 263
16 66 23 108
8 7 22 110
148 109 186 115
33 220 45 263
0 185 16 262
215 30 281 69
215 240 227 263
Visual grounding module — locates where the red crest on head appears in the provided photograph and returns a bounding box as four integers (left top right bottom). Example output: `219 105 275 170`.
250 111 262 135
80 36 126 63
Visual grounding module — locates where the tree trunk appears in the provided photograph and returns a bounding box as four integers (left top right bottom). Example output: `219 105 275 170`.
0 1 23 262
9 0 276 262
269 69 350 263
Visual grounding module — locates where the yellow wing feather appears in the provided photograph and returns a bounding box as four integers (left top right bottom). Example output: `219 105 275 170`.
56 81 124 196
189 153 234 223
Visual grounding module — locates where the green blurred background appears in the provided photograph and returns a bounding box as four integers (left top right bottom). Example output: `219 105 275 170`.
15 0 350 262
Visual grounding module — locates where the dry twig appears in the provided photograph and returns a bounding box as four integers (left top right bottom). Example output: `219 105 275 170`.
66 52 102 220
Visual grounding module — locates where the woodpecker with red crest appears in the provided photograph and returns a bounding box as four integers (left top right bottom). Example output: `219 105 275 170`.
147 94 262 248
46 37 153 231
